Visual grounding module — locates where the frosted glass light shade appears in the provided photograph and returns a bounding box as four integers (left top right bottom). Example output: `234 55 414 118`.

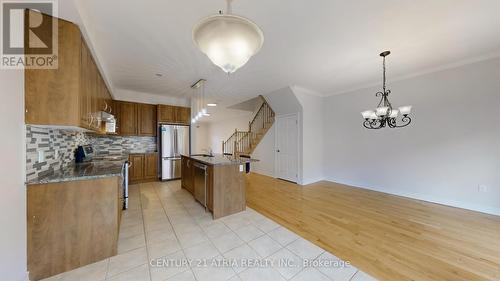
361 110 374 119
389 109 399 118
193 14 264 73
376 106 389 117
399 105 412 115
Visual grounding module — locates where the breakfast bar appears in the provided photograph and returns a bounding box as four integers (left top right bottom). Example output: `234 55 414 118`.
181 154 256 219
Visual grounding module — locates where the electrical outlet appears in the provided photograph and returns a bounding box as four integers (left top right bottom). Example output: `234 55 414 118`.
38 150 45 162
239 165 244 172
478 185 488 193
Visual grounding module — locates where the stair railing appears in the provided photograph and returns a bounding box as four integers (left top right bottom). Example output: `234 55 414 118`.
223 99 275 156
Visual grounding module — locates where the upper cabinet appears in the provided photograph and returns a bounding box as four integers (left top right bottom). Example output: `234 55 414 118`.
115 101 157 137
25 12 81 127
24 11 185 134
138 103 157 136
158 105 191 125
24 11 112 133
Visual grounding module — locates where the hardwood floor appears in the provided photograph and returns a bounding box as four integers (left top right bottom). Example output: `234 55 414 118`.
245 173 500 281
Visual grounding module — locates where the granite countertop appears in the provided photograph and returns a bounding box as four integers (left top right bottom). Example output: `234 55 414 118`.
27 159 124 185
183 154 259 166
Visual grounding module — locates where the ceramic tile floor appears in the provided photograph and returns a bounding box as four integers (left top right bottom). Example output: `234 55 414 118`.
41 180 377 281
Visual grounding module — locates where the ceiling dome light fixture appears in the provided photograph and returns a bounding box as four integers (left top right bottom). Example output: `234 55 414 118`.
192 0 264 74
361 51 413 129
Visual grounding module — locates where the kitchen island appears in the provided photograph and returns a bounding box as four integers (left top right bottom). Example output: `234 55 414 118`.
181 154 255 219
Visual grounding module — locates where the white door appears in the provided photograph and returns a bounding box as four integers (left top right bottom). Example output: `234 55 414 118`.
276 114 298 182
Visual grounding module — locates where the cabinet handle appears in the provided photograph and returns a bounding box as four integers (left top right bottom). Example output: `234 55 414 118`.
128 162 132 168
104 102 108 112
88 114 94 127
108 106 112 114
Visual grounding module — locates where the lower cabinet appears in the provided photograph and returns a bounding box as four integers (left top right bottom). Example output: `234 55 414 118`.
129 153 158 184
27 177 121 281
181 156 194 194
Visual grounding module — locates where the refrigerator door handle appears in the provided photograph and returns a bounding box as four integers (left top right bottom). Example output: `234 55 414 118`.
174 127 178 157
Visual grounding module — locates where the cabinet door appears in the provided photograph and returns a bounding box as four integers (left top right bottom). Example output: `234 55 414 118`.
138 104 157 136
118 102 138 135
129 155 144 182
176 107 191 125
25 11 81 126
89 57 100 130
181 157 194 194
144 153 158 180
158 105 175 123
79 40 92 128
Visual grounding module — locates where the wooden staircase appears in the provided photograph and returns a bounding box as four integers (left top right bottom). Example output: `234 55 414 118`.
222 96 275 156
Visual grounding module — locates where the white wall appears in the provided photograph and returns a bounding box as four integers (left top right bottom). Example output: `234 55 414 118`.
114 88 190 107
0 70 27 280
191 122 209 154
292 86 326 185
323 58 500 216
207 114 252 154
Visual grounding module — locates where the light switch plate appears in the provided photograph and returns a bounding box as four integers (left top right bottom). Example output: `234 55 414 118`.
239 165 244 172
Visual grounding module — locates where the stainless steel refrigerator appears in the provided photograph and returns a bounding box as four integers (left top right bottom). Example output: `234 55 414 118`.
161 125 190 180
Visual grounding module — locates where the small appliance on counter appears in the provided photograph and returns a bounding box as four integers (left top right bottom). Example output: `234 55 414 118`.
74 144 94 163
74 146 85 163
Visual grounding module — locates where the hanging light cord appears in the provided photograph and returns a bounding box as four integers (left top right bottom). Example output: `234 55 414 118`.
382 55 387 94
226 0 234 14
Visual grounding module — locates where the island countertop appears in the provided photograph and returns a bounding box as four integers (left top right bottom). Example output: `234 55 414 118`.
183 154 258 166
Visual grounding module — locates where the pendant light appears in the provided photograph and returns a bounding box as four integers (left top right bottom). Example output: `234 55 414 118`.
192 0 264 73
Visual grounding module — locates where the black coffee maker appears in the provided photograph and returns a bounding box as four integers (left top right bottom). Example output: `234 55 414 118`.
74 146 85 163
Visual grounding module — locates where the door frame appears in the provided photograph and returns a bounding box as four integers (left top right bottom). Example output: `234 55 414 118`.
274 113 300 183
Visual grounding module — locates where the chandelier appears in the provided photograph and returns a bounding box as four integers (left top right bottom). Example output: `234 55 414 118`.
361 51 412 129
192 0 264 73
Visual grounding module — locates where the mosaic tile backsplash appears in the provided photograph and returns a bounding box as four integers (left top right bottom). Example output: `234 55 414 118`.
89 135 157 156
26 126 90 182
26 125 157 182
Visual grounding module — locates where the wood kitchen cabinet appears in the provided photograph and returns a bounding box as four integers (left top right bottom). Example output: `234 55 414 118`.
25 11 81 127
181 156 195 194
129 153 158 184
158 105 191 125
116 101 138 136
115 101 157 136
27 177 121 281
25 11 112 132
144 153 159 180
138 103 157 136
129 154 144 182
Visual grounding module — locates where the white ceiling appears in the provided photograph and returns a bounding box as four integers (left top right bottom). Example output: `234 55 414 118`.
69 0 500 107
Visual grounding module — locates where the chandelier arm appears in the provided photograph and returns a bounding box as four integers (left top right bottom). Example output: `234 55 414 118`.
395 116 412 128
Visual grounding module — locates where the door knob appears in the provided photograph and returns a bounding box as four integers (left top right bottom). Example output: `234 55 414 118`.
276 149 280 152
